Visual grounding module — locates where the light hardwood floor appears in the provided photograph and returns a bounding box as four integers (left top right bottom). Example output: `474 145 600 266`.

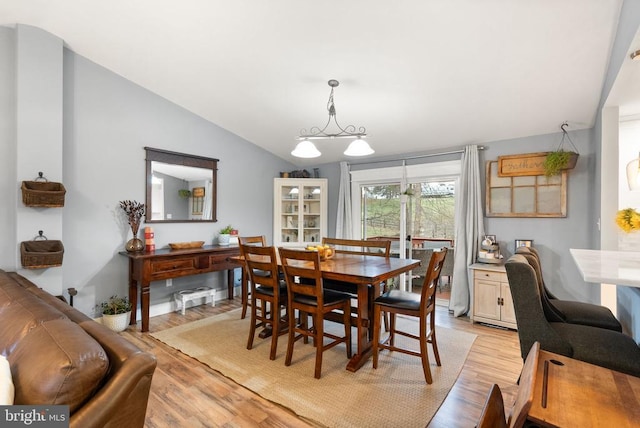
121 297 523 428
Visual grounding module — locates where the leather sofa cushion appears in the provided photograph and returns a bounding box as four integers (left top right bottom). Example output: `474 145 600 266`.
7 318 109 413
0 288 66 355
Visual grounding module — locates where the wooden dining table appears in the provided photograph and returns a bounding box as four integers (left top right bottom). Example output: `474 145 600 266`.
235 251 420 372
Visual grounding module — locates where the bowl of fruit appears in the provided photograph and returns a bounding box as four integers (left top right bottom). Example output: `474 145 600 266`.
306 244 335 260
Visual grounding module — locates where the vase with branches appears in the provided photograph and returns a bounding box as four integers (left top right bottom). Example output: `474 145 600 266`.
120 200 146 252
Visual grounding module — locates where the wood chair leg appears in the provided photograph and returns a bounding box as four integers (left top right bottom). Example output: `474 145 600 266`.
314 311 324 379
285 308 296 367
419 315 433 384
241 276 249 319
247 297 258 350
269 302 280 360
430 315 441 366
372 304 381 369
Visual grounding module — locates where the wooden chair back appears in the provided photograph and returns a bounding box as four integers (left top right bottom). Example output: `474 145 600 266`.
477 384 508 428
278 248 324 302
420 248 447 311
321 237 391 257
508 341 540 428
240 244 280 292
238 235 266 246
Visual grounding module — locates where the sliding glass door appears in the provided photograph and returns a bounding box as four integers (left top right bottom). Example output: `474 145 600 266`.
351 161 460 292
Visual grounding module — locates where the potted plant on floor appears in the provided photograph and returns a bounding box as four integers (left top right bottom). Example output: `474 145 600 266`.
97 295 132 332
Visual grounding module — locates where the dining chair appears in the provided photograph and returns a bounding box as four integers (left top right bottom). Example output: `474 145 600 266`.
476 342 539 428
409 248 434 289
372 248 447 384
439 247 454 290
278 247 352 379
240 244 288 360
238 235 267 319
504 254 640 377
321 237 393 329
515 246 621 332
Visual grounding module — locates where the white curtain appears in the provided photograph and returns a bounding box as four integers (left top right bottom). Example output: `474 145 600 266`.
449 145 485 317
202 180 213 220
336 161 353 238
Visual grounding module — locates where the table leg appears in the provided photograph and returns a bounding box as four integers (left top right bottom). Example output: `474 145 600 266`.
346 282 376 372
128 259 138 326
141 281 150 332
227 268 235 300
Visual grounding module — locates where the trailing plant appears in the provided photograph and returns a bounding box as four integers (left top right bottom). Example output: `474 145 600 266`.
543 122 579 177
543 150 573 177
178 189 192 198
97 295 132 315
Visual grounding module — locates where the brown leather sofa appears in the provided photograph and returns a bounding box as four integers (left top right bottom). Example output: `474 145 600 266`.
0 270 156 428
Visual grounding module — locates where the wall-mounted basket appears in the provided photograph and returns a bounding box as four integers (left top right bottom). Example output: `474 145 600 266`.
20 231 64 269
21 172 66 207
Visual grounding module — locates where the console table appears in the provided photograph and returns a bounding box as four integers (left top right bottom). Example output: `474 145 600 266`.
120 245 241 332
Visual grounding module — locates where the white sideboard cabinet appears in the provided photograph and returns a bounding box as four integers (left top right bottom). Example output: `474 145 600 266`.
470 263 517 330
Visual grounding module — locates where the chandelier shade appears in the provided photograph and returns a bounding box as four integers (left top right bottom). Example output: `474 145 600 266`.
344 138 375 156
293 79 372 158
291 140 321 158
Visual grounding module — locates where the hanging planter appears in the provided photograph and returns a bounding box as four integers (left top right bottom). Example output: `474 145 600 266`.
542 122 579 177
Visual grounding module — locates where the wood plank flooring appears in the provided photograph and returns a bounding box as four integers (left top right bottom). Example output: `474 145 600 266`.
121 298 522 428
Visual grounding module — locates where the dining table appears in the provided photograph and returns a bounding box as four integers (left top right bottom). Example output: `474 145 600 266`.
235 251 420 372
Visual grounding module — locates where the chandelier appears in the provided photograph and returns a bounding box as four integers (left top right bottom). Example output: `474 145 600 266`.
292 79 374 158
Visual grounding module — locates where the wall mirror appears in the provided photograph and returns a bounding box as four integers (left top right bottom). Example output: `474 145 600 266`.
145 147 218 223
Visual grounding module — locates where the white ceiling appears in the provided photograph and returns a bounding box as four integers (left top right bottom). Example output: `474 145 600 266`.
0 0 625 165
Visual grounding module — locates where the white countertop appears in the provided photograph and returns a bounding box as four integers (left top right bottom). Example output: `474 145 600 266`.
570 249 640 288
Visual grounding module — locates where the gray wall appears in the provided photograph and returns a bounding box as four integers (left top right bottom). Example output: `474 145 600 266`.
1 25 295 317
318 129 596 306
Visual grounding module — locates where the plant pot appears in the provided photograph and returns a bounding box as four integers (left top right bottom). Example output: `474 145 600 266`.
218 234 231 246
102 312 131 332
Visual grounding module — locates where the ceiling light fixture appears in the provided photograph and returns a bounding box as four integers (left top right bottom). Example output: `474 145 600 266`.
292 79 373 158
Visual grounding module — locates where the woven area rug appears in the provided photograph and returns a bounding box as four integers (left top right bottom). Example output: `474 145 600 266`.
151 309 476 428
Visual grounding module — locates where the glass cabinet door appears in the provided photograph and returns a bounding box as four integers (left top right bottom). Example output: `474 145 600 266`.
274 178 327 247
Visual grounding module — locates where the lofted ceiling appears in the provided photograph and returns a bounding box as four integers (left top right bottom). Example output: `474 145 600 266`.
0 0 624 165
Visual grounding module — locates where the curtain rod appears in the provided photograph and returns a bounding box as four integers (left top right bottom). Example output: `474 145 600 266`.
347 146 485 166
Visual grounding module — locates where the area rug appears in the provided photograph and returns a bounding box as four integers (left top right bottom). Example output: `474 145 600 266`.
151 309 476 428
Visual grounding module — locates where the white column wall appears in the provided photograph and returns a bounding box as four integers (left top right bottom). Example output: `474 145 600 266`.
15 25 64 294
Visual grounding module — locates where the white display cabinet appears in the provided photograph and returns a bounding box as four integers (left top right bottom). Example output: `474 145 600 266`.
274 178 327 247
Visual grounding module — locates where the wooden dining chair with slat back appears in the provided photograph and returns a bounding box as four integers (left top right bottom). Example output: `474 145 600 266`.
372 248 446 384
321 237 392 326
238 236 267 319
240 244 288 360
278 247 352 379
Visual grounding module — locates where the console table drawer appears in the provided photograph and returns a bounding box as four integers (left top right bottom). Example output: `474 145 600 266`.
209 254 235 269
151 258 197 274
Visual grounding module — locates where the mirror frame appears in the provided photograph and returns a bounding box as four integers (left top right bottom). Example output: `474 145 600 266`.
145 147 219 223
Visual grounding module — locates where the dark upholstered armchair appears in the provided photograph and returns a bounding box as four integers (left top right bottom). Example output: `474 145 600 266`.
504 254 640 378
514 246 621 332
